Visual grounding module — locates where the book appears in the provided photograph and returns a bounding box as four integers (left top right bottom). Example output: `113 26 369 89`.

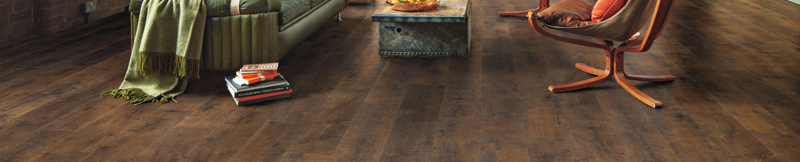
226 62 292 106
236 71 278 78
234 93 292 106
235 89 293 102
238 70 277 74
226 83 290 98
240 62 279 72
225 83 292 100
232 72 279 85
224 74 290 94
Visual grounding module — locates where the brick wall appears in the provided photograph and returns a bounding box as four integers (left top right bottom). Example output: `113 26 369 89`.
0 0 129 43
1 0 35 43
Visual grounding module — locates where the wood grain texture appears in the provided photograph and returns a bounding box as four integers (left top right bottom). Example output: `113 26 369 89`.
1 0 800 161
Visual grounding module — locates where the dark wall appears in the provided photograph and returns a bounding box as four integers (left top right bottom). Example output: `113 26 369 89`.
1 0 129 43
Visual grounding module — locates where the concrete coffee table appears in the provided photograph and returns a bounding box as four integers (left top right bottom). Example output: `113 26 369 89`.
370 0 471 58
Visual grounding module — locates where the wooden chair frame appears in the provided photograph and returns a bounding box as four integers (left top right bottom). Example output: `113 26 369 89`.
500 0 676 108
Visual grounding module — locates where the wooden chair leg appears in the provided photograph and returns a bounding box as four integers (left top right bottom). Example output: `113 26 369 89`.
550 49 672 108
612 51 669 108
614 73 663 108
626 74 675 82
550 50 614 93
548 72 611 93
575 63 606 76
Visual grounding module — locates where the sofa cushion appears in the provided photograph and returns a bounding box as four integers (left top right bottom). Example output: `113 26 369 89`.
537 0 594 27
311 0 326 7
279 0 312 25
130 0 281 17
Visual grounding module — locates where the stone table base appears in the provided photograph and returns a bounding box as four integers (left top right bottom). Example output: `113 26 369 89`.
371 0 471 58
378 21 470 58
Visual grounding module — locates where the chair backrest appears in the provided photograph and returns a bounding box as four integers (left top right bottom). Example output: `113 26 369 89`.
546 0 673 42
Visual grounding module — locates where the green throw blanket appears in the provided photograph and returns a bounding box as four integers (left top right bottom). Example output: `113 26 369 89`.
103 0 207 105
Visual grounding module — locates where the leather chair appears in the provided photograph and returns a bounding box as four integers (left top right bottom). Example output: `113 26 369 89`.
500 0 677 108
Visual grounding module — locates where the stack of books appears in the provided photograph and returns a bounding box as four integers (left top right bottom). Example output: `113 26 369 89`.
224 62 292 106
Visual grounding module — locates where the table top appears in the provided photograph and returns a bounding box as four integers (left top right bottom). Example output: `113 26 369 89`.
371 0 471 23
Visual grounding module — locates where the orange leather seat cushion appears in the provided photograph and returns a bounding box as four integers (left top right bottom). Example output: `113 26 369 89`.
591 0 627 23
536 0 594 27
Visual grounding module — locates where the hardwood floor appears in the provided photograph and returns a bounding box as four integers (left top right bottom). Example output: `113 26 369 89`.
1 0 799 161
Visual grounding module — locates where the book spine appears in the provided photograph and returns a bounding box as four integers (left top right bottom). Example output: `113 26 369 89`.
234 85 290 98
233 82 290 93
236 89 293 102
226 84 236 97
236 94 292 106
240 62 279 72
238 70 277 74
236 71 278 78
235 75 276 85
232 77 249 86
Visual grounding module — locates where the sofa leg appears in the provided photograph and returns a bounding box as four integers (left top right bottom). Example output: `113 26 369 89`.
336 13 343 22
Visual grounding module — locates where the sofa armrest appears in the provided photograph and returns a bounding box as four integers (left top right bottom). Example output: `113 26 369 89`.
130 0 282 16
263 0 282 12
232 0 282 14
129 0 143 13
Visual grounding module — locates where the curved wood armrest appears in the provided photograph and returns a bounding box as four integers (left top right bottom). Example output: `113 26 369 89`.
539 0 551 8
620 35 644 47
619 0 675 53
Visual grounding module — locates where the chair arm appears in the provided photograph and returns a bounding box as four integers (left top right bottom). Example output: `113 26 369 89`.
540 0 551 9
619 0 675 53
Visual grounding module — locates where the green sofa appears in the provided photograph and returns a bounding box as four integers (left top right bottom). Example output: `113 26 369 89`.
129 0 348 70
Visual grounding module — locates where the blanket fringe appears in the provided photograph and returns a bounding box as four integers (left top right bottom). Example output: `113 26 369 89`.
139 52 201 79
102 88 177 105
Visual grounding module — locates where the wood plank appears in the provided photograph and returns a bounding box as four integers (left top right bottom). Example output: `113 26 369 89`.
474 38 531 161
0 0 799 160
178 100 281 161
710 93 800 161
379 83 444 161
0 39 130 123
430 56 483 161
511 28 593 161
0 47 132 161
331 60 410 161
79 110 193 161
278 44 384 161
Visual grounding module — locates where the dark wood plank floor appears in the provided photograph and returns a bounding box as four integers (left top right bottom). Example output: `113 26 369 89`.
2 0 800 161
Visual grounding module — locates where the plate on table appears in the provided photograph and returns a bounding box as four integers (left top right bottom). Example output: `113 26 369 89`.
386 0 440 12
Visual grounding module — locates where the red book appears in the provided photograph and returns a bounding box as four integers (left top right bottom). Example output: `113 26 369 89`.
236 89 293 102
233 72 279 85
236 71 278 78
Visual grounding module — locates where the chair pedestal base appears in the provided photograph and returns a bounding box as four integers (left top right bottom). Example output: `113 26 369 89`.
548 50 675 108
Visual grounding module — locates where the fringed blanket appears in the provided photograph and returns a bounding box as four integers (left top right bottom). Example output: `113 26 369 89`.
103 0 206 105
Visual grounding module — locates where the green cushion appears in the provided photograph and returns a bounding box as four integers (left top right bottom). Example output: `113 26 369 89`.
129 0 328 26
311 0 326 7
130 0 281 17
279 0 312 25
